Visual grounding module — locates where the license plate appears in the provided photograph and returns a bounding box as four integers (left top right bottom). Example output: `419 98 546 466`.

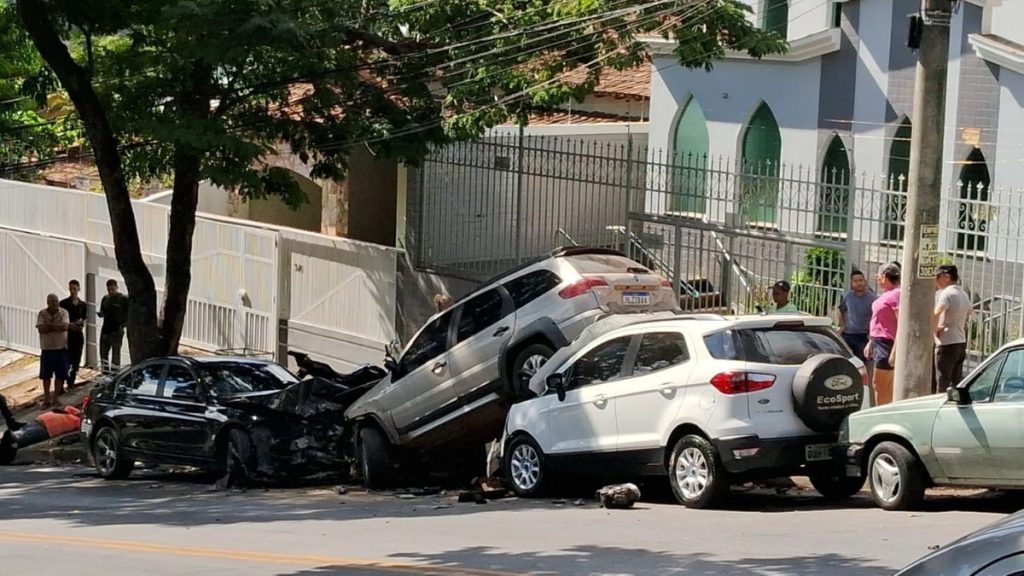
805 443 832 462
622 291 651 306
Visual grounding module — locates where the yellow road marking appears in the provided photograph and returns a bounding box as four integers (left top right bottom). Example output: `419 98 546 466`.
0 531 516 575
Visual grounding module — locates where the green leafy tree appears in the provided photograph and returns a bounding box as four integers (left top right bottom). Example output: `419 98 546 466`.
12 0 785 361
0 5 76 172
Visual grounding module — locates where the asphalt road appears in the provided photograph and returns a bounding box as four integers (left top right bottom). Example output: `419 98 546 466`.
0 464 1016 575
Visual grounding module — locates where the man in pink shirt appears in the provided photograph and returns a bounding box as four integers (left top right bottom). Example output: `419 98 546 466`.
866 263 901 405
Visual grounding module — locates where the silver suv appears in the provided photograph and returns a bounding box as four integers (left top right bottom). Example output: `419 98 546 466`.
345 247 680 487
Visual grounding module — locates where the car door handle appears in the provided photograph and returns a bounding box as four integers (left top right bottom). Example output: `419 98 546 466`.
659 383 676 394
593 394 608 407
493 326 510 337
431 361 447 375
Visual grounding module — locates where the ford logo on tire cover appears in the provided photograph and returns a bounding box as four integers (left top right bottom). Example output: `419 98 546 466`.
824 374 854 391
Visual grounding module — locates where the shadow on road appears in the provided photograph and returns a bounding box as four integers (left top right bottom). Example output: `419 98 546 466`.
0 465 1020 531
281 546 889 575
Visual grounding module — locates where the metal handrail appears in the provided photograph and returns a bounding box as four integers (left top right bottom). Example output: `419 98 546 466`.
555 228 579 247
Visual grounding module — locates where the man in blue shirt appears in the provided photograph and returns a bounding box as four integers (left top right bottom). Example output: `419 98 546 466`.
838 269 877 364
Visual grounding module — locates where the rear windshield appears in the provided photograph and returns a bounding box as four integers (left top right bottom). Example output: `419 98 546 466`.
703 327 850 365
565 254 650 274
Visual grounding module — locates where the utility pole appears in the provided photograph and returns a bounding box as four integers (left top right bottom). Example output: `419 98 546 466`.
894 0 953 401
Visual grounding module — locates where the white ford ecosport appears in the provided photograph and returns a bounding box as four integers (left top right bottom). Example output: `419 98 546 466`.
500 312 867 508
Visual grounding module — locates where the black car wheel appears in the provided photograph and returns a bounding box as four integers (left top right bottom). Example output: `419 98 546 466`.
214 428 255 489
504 435 547 497
359 427 396 489
509 344 554 399
808 470 865 501
668 435 729 509
92 427 134 480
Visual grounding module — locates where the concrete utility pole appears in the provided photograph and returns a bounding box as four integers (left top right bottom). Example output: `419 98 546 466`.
894 0 953 401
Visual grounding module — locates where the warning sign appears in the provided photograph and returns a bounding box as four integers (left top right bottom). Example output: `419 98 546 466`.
917 225 940 279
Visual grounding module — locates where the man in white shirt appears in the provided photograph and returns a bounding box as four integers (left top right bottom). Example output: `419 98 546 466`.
36 293 70 407
934 265 972 393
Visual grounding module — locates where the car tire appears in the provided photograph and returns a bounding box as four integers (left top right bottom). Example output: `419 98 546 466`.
668 435 729 509
509 343 554 399
92 426 134 480
868 442 926 511
504 435 547 497
359 427 396 490
214 428 256 489
808 470 865 501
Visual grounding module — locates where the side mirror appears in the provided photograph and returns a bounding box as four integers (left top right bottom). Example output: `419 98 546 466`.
948 387 970 405
547 374 566 402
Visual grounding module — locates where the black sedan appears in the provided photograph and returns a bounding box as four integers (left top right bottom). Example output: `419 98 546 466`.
80 355 383 484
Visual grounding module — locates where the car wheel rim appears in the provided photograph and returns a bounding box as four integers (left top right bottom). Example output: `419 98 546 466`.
675 447 710 500
95 432 117 475
871 454 902 503
518 355 549 381
510 444 540 491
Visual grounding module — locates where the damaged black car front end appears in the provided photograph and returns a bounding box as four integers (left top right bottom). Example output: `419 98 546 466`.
80 355 385 484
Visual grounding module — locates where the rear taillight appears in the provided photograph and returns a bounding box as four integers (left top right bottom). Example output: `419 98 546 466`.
81 395 91 411
559 277 609 299
710 372 776 395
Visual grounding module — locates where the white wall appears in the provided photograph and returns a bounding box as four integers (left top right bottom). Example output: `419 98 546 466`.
142 182 235 217
788 0 832 41
991 68 1024 262
647 54 822 233
989 1 1024 45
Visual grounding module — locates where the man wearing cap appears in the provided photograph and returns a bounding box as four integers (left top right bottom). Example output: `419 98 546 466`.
770 281 799 314
934 265 971 393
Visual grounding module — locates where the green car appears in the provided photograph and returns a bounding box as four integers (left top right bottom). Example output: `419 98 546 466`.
842 339 1024 511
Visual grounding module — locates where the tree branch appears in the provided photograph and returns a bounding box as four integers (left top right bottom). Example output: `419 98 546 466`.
340 28 425 56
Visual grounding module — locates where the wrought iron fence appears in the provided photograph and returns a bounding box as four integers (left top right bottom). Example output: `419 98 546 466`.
412 134 1024 361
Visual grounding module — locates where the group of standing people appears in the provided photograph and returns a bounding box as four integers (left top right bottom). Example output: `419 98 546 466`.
838 262 971 407
33 279 129 407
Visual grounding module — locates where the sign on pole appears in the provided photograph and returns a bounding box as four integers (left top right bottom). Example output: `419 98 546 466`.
917 224 940 279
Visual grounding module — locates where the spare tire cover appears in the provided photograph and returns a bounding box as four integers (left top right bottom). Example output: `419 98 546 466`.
791 354 864 433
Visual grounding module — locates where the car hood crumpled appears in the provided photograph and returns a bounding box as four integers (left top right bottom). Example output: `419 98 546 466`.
526 311 685 397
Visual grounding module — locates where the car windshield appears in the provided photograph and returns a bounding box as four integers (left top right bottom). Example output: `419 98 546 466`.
202 362 299 396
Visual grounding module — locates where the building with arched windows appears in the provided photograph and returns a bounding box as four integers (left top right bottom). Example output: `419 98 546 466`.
644 0 1023 265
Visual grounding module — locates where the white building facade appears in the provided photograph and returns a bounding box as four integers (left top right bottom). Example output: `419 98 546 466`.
645 0 1024 263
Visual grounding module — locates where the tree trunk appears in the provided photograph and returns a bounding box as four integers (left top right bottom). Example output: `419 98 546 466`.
161 150 201 356
16 0 163 361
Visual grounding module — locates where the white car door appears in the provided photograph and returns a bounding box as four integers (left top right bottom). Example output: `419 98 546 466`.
613 331 692 457
539 335 633 456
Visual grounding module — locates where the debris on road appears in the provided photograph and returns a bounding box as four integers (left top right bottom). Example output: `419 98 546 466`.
457 490 487 504
573 499 586 507
334 485 348 495
596 483 641 509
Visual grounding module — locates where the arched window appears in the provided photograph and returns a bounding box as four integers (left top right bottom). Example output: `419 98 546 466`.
884 119 912 242
817 135 851 236
740 102 781 226
763 0 789 37
672 97 709 215
957 147 991 253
